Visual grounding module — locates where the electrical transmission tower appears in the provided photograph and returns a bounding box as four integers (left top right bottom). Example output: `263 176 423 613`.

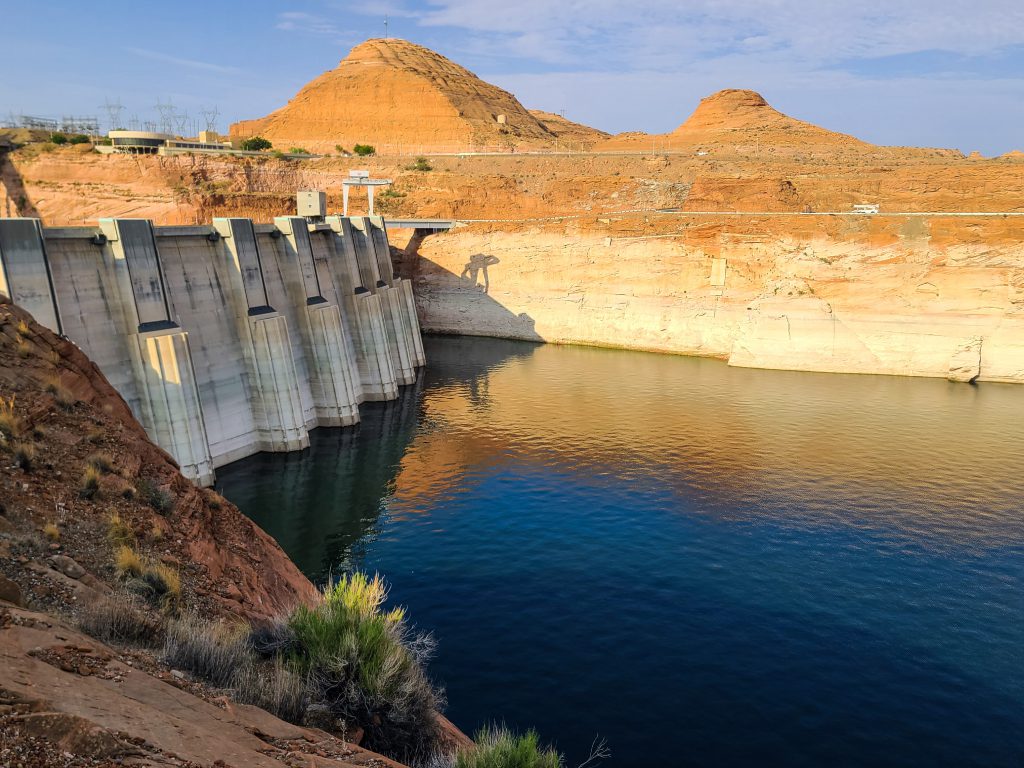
200 106 220 134
174 109 190 136
154 99 176 134
101 98 125 131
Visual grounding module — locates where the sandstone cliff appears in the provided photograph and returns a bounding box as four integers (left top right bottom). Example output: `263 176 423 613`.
231 38 556 154
408 218 1024 384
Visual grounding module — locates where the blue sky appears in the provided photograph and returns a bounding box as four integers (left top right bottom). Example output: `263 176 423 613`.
3 0 1023 154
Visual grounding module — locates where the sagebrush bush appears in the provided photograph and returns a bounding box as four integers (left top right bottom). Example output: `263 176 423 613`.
137 478 174 514
163 615 253 687
42 522 60 541
455 726 563 768
288 573 443 764
79 591 163 646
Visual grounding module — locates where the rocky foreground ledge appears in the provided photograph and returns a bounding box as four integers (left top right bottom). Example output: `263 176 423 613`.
0 299 467 767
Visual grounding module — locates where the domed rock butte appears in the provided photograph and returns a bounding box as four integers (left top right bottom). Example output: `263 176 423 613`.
230 38 611 153
231 38 902 155
596 88 868 151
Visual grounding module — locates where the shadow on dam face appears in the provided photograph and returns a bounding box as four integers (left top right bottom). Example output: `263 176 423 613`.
215 334 538 582
404 246 545 344
0 151 40 219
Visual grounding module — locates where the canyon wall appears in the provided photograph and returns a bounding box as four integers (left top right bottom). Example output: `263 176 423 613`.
411 217 1024 384
0 215 424 484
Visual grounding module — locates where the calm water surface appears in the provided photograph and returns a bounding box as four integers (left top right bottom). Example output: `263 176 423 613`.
218 336 1024 767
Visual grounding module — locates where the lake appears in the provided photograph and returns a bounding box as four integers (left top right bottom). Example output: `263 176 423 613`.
218 335 1024 767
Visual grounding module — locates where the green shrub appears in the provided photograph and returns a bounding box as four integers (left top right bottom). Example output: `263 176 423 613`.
163 615 253 686
49 132 68 145
288 573 442 764
353 143 376 157
408 157 432 172
289 147 311 155
68 134 91 145
241 136 272 151
456 726 563 768
335 144 348 155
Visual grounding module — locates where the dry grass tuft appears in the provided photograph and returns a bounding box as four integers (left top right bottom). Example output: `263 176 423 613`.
16 337 31 358
44 375 76 410
86 452 115 474
107 512 135 548
143 562 181 605
42 522 60 542
230 657 310 724
80 464 101 500
163 615 252 687
0 395 22 440
115 545 144 578
13 441 36 471
79 590 164 647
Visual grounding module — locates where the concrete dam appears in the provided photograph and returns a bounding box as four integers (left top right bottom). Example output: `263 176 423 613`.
0 215 425 485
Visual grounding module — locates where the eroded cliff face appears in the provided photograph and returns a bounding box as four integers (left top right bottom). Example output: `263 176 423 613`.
411 219 1024 383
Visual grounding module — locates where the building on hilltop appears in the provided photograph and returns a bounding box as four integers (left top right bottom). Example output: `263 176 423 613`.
97 129 238 156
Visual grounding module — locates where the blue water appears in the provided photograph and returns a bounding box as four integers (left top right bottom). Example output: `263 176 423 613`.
217 336 1024 767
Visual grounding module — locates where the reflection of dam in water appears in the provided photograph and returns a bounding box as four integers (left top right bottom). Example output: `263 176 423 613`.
0 215 424 484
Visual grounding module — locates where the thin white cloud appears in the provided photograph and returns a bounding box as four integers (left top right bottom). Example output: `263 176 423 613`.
275 11 343 36
124 47 242 75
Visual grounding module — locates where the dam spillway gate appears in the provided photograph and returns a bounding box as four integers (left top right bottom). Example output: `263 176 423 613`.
0 215 425 485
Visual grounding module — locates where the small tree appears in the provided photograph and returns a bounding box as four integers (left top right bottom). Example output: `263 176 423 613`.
407 156 432 172
288 147 310 155
68 134 91 145
241 136 272 152
49 132 68 145
353 143 375 157
334 144 349 155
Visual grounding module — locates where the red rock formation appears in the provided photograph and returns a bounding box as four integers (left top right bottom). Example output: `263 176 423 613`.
598 88 866 151
0 300 317 621
231 38 556 153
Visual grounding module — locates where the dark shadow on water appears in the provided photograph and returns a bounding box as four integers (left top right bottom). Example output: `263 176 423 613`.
216 336 537 582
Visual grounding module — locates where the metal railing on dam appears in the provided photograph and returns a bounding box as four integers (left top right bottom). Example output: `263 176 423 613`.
0 215 425 486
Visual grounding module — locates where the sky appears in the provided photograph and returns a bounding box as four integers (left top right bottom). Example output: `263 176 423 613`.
2 0 1023 154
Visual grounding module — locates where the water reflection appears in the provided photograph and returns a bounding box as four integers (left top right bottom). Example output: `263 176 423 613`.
219 337 1024 767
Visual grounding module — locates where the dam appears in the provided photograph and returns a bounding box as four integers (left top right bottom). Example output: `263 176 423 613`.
0 214 425 485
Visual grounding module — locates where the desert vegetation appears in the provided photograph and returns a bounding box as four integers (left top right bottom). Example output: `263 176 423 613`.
240 136 273 151
353 143 376 156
